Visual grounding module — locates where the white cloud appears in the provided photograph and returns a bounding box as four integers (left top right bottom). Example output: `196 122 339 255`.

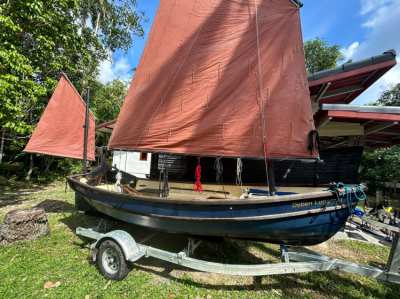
341 42 360 61
360 0 391 15
352 0 400 104
98 55 132 84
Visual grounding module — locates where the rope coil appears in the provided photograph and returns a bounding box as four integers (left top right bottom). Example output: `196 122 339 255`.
214 157 223 184
236 158 244 190
329 183 367 214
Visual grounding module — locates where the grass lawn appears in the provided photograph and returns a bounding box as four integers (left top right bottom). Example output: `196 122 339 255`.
0 181 399 298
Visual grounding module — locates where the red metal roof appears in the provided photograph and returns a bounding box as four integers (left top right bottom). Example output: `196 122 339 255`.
309 50 396 104
315 105 400 148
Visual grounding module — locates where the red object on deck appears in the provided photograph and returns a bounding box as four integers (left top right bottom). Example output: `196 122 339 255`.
194 159 203 192
24 74 95 160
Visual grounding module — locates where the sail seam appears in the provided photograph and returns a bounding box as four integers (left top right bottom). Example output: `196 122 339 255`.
134 0 204 149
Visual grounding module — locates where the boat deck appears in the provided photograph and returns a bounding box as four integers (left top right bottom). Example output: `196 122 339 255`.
90 178 326 201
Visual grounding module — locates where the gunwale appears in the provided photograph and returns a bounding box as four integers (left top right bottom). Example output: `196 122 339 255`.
68 174 338 206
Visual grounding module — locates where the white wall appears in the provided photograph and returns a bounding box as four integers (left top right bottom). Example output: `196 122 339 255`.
112 151 152 179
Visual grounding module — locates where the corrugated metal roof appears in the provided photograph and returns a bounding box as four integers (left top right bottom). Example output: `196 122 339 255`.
315 104 400 148
309 50 397 105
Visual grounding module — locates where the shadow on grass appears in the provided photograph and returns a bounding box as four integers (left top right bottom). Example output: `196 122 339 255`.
35 199 75 213
59 211 400 298
0 180 51 209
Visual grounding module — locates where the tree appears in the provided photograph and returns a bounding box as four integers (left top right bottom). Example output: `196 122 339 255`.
304 38 343 74
362 84 400 190
361 145 400 192
90 79 127 147
0 0 143 138
0 0 144 179
374 83 400 106
79 0 144 52
91 79 127 124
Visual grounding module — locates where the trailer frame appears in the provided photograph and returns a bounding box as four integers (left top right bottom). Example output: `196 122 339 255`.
75 222 400 283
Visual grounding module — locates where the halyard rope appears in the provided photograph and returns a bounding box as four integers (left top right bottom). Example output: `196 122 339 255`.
254 0 271 192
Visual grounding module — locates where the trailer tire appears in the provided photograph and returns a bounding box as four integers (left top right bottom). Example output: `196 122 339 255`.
97 239 130 280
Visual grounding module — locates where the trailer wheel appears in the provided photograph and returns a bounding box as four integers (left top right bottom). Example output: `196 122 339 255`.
97 239 130 280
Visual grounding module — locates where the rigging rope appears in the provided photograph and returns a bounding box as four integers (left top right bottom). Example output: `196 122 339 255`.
236 157 244 191
214 157 223 184
124 151 128 172
1 135 31 141
159 165 169 198
329 183 367 214
308 130 320 155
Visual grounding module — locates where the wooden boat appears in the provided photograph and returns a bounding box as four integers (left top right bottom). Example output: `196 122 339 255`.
67 171 365 245
66 0 366 246
26 0 365 246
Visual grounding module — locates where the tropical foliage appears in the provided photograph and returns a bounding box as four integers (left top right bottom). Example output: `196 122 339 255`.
362 84 400 189
374 83 400 107
361 146 400 190
0 0 142 180
304 38 343 74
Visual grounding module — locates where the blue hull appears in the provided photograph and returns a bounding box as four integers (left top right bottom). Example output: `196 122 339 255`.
68 176 360 245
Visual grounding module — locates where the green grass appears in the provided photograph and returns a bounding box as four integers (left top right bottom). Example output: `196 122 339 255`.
0 181 399 298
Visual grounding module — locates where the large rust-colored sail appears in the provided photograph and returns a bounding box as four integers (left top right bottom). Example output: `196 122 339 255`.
109 0 317 159
24 75 95 160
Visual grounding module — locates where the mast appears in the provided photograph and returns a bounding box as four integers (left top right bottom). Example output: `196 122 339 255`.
82 88 90 173
267 160 276 195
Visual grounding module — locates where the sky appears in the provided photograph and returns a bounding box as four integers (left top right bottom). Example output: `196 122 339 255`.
98 0 400 105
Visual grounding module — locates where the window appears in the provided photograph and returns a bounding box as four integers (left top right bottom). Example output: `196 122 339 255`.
140 152 148 161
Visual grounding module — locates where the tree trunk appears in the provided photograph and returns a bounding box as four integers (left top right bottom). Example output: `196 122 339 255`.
94 12 101 35
0 129 5 164
25 154 34 181
0 208 49 245
44 157 54 172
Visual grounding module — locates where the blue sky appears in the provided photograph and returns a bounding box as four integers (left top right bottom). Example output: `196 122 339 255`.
98 0 400 105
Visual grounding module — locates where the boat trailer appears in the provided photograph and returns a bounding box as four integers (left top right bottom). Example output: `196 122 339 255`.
76 221 400 283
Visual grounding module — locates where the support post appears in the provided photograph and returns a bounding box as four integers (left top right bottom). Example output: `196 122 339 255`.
82 88 90 173
387 233 400 273
267 159 276 195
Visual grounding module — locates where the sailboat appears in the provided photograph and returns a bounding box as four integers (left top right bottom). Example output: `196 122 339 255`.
67 0 365 246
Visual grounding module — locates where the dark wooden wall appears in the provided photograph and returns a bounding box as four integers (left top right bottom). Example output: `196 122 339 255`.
151 146 364 186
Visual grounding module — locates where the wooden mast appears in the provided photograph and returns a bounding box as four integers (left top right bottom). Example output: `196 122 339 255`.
82 88 90 173
267 160 276 195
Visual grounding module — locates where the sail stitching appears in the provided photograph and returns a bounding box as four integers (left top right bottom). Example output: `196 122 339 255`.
134 0 204 149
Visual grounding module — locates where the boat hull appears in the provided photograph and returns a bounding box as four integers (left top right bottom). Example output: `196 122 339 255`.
68 176 360 245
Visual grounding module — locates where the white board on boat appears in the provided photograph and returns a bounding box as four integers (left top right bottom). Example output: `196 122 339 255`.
112 151 152 179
